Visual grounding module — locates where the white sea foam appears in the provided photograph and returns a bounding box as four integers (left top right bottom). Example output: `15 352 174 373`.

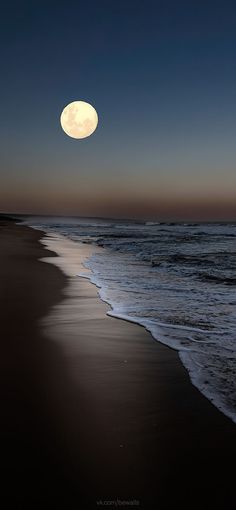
23 217 236 424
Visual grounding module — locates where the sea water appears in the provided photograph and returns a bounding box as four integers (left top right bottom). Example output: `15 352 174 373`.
23 216 236 423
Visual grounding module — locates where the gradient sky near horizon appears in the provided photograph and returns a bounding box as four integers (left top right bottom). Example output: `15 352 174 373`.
1 0 236 220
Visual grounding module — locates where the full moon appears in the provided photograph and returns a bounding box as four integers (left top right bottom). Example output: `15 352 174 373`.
60 100 98 139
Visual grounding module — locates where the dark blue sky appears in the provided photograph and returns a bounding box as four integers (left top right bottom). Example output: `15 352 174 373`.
1 0 236 219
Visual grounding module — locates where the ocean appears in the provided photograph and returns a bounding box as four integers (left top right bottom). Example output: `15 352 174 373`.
23 216 236 423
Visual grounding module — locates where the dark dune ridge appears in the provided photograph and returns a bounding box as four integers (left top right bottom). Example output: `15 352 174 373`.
1 218 236 509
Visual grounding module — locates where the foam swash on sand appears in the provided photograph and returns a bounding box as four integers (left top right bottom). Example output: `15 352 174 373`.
24 216 236 423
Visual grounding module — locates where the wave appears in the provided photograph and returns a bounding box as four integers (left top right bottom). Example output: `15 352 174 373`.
24 217 236 425
80 267 236 424
198 273 236 285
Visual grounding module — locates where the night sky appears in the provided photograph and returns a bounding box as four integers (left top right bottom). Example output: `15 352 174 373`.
1 0 236 220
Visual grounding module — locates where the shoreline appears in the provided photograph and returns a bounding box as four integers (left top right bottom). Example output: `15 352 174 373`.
41 231 236 425
1 220 236 508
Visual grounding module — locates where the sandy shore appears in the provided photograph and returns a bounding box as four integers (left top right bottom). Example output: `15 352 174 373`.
1 219 236 508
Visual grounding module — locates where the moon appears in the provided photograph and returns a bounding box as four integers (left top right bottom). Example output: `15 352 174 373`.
60 100 98 139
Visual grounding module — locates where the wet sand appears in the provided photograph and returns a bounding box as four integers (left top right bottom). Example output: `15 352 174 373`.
1 219 236 509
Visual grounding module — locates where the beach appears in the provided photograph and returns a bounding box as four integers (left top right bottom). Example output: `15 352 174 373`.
1 218 236 509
